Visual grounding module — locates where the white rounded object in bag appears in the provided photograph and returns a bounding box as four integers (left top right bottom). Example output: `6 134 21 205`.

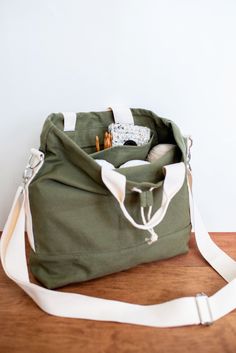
147 144 176 162
119 160 150 168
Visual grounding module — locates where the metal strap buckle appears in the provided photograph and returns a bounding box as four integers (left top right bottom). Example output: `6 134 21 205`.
195 293 213 326
186 135 193 171
22 150 44 185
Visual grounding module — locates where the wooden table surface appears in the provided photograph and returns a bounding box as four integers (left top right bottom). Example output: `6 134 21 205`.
0 233 236 353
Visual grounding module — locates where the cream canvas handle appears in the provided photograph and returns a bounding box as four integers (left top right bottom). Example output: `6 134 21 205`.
101 163 185 231
63 106 134 131
1 149 236 327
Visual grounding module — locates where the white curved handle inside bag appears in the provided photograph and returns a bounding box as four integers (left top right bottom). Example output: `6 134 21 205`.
1 149 236 328
63 106 134 131
101 162 186 230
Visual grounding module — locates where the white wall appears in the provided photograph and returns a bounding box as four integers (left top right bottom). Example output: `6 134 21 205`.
0 0 236 231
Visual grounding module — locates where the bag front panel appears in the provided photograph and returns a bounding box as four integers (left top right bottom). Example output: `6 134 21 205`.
29 109 191 288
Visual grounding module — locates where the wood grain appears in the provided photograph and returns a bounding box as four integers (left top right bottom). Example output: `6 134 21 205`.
0 233 236 353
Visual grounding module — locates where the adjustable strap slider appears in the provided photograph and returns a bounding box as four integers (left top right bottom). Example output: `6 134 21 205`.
195 293 213 326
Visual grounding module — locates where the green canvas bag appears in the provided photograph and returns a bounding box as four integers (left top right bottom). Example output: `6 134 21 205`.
2 106 235 327
28 107 191 289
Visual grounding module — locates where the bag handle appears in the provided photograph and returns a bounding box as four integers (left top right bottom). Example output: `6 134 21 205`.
101 163 185 243
1 150 236 327
63 106 134 131
63 112 77 132
108 106 134 124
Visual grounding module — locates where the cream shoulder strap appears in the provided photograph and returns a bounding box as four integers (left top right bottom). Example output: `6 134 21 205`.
1 149 236 327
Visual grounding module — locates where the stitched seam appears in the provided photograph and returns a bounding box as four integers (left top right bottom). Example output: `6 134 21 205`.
32 223 191 258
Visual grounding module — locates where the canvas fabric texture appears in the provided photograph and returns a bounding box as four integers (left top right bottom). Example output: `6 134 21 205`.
28 108 191 289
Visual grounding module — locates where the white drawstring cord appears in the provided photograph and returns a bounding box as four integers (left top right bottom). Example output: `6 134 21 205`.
147 186 156 222
131 187 159 245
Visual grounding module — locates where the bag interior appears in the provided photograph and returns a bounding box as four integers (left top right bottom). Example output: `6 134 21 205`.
48 109 185 170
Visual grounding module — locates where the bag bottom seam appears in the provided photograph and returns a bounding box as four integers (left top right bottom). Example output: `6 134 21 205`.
31 223 192 259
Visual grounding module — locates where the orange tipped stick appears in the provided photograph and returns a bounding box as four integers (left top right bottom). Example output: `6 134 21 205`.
109 132 112 147
107 132 111 148
104 132 108 149
96 135 100 152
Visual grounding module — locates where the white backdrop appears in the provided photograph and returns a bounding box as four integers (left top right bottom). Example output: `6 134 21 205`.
0 0 236 231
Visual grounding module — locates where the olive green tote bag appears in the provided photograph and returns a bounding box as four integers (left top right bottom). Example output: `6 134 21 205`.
1 106 236 327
